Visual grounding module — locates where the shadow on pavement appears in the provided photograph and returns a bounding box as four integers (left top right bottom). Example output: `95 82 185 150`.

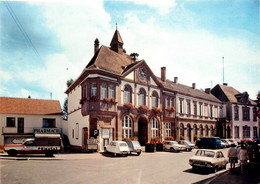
183 168 215 175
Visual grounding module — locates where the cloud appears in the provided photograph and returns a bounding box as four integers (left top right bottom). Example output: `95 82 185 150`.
132 0 177 15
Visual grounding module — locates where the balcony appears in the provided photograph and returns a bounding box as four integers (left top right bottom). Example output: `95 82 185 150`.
82 99 117 115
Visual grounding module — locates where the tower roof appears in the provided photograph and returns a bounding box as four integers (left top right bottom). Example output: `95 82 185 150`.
110 30 124 46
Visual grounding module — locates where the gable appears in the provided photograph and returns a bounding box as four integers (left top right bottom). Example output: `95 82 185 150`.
125 71 134 80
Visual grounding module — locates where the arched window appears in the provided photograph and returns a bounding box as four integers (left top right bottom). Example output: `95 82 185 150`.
152 91 158 108
180 123 184 137
199 125 203 137
210 125 214 136
187 124 191 141
151 118 158 137
122 116 132 138
124 86 131 103
194 124 198 136
138 89 145 106
205 125 209 137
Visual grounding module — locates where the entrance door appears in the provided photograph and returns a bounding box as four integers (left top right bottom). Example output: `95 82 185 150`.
18 118 24 133
138 117 148 146
83 127 88 150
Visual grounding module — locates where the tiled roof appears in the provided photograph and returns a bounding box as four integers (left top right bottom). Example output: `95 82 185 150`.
85 45 133 74
0 97 62 115
110 30 124 45
157 77 221 103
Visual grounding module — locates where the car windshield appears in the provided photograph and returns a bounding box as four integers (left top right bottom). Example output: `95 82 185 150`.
132 141 141 146
172 141 178 144
195 150 215 158
185 140 192 144
120 143 128 147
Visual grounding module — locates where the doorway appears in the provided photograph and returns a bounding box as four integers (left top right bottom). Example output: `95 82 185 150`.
18 118 24 133
138 116 148 146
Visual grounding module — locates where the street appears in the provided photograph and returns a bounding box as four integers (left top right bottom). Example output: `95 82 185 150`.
0 149 229 184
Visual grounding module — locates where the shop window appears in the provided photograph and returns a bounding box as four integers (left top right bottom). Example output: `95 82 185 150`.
124 86 131 104
151 118 158 137
6 117 15 127
165 123 171 137
43 118 56 128
122 116 132 138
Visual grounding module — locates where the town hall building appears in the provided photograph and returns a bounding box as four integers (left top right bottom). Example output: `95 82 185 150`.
65 29 224 152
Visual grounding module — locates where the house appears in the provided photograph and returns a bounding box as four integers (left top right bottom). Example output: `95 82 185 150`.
211 84 259 140
0 97 63 145
65 29 225 152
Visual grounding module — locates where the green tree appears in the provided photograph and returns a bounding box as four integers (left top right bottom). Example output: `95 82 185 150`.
63 78 74 120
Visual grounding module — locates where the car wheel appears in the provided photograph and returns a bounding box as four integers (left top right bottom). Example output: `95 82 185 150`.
137 152 141 156
8 150 17 157
170 148 174 152
223 164 227 169
186 148 189 151
213 166 218 173
192 166 197 171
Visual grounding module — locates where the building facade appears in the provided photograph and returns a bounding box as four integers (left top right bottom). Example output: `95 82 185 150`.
0 97 63 145
66 29 224 152
211 84 259 140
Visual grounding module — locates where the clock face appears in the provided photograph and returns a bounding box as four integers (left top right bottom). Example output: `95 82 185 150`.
139 67 147 80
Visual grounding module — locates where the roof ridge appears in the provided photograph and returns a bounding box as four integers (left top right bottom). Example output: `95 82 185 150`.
0 97 60 102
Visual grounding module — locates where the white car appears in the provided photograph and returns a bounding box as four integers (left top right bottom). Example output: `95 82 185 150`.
125 140 142 156
104 141 130 157
189 149 228 173
178 140 195 151
164 141 186 152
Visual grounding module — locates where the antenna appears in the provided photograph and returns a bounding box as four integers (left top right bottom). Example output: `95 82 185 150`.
222 56 224 84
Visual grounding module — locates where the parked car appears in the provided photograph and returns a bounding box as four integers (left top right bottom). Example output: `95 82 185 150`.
163 141 186 152
228 139 237 147
221 139 233 147
125 140 142 156
195 137 221 149
189 149 228 173
221 140 228 148
104 141 130 157
178 140 195 151
4 134 61 157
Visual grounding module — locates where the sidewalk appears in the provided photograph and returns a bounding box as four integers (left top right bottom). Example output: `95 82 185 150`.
209 163 260 184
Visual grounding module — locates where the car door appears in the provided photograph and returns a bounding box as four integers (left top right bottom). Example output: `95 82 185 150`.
215 151 224 167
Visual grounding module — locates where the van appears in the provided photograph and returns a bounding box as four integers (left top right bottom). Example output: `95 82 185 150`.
195 137 221 149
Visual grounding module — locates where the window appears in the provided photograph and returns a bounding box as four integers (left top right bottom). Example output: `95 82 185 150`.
199 125 203 136
253 107 257 121
187 101 191 115
122 116 132 138
91 83 97 97
235 126 240 138
193 102 197 116
82 85 86 98
152 92 158 108
43 118 56 128
6 117 15 127
187 124 191 141
234 106 239 120
75 123 79 139
101 84 107 99
124 86 131 103
170 98 173 107
151 118 158 137
138 89 145 106
204 104 208 117
165 97 169 108
180 123 184 137
253 127 258 138
194 125 198 136
210 105 213 118
210 126 214 136
243 126 250 138
179 99 183 114
72 129 74 139
243 106 250 121
165 123 171 137
109 85 115 98
199 103 202 116
205 126 209 136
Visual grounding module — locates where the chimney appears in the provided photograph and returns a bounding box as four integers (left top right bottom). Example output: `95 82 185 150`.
192 83 196 89
28 96 31 99
205 88 211 94
94 38 99 54
161 67 166 82
174 77 178 84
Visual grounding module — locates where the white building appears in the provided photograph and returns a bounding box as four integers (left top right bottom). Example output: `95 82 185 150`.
0 97 63 145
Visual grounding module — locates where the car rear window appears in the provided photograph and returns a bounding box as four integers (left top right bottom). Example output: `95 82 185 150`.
120 143 127 147
195 150 215 158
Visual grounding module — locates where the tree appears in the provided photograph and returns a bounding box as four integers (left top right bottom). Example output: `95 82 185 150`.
63 78 74 120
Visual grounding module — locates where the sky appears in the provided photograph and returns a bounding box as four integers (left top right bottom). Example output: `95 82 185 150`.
0 0 259 107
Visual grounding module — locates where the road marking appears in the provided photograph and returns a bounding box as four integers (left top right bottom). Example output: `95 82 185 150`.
137 170 142 184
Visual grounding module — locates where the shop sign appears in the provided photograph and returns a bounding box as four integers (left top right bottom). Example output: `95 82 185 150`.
34 128 62 134
87 144 98 150
87 138 98 144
